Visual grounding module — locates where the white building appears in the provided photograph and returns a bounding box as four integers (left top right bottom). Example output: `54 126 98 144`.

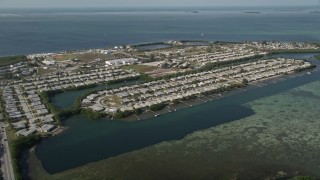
12 121 27 130
16 128 37 136
39 124 55 133
42 59 56 65
105 58 138 66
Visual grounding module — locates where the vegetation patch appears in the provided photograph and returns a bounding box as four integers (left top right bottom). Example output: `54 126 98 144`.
136 54 264 83
122 64 157 73
9 134 42 180
294 64 316 73
81 108 107 120
291 176 317 180
0 55 28 67
114 111 131 119
53 54 80 61
53 52 116 62
150 103 166 111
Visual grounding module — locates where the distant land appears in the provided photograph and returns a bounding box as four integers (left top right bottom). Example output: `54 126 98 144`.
244 11 261 14
1 7 320 56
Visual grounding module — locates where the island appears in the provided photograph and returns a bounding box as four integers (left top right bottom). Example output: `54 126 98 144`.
0 40 320 179
244 11 261 14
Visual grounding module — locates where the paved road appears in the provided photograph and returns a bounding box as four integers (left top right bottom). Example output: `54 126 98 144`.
17 86 36 118
1 122 15 180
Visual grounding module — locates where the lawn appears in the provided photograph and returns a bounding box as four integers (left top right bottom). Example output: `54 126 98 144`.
79 53 112 62
6 126 18 142
53 53 113 63
37 68 56 75
122 64 157 73
0 55 28 67
53 54 80 61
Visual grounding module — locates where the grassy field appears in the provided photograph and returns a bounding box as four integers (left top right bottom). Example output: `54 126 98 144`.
0 55 28 67
122 64 157 73
53 54 80 61
6 126 18 141
53 53 114 63
80 53 115 62
36 68 56 76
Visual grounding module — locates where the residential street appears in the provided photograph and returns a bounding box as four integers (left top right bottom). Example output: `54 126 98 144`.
1 122 15 180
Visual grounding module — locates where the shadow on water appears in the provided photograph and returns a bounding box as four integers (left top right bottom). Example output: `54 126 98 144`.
35 53 320 174
35 104 254 174
36 70 320 174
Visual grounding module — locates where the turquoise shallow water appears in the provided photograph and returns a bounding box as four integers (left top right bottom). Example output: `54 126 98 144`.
35 53 320 173
110 77 320 179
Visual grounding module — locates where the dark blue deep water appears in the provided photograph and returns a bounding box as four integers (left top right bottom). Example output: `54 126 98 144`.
36 54 320 173
2 6 320 175
1 6 320 56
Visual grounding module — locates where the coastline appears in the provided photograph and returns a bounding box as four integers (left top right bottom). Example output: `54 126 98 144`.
44 51 319 125
26 56 320 178
2 43 319 179
119 68 316 122
1 6 319 178
44 61 317 125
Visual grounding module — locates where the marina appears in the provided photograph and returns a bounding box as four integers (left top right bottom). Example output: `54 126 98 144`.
82 58 313 119
32 53 320 175
1 5 320 179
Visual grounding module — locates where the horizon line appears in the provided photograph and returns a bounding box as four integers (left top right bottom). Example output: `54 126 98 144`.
0 5 319 9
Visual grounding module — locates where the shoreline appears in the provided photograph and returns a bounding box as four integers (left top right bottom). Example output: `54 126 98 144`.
119 68 316 122
45 53 319 125
2 40 320 58
20 53 320 179
27 63 319 177
48 63 316 124
3 44 319 179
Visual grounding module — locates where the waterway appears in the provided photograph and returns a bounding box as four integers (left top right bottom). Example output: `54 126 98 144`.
31 53 320 175
51 80 142 109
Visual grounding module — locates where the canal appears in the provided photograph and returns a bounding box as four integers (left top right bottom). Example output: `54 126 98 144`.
34 53 320 173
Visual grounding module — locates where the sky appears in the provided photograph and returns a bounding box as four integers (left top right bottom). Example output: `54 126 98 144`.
0 0 319 8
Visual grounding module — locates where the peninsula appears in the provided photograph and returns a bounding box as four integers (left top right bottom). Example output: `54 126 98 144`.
0 41 319 136
0 40 319 179
1 41 319 136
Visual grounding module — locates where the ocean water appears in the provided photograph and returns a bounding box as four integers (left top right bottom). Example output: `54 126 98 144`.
31 78 320 179
34 53 320 174
1 6 320 56
2 6 319 178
